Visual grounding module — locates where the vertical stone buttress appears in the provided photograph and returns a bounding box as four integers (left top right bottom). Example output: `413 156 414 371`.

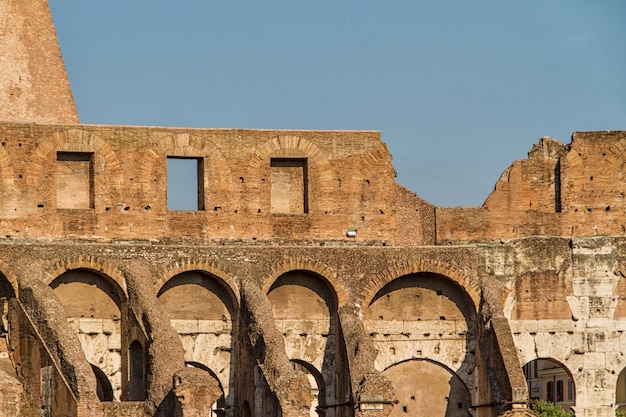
0 0 79 123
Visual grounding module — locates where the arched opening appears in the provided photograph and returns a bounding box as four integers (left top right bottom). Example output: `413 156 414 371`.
363 273 476 415
383 359 471 417
267 270 351 417
50 269 125 400
128 340 145 401
158 270 237 408
0 272 16 360
616 367 626 413
185 362 226 415
365 273 475 323
91 364 114 402
523 358 575 413
242 400 252 417
291 359 326 417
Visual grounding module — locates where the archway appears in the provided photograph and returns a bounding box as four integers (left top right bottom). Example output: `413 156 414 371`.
91 364 114 402
158 271 237 406
523 358 575 413
50 269 125 400
383 359 471 417
291 359 326 417
186 361 226 415
267 270 351 417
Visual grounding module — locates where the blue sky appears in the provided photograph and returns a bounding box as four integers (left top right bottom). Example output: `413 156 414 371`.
48 1 626 207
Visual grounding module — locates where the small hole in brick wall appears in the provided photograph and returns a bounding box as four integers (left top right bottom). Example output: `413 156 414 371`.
379 209 384 214
402 406 407 413
105 207 111 211
365 179 370 185
587 208 592 212
440 316 446 320
410 396 415 401
1 142 5 146
436 290 443 296
257 208 261 213
144 206 151 211
606 206 611 211
361 216 365 220
18 174 22 178
18 143 21 147
239 177 244 183
124 206 130 211
37 204 44 208
214 206 221 212
590 176 593 181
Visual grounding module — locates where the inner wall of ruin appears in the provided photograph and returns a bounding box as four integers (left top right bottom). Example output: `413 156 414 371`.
0 123 622 417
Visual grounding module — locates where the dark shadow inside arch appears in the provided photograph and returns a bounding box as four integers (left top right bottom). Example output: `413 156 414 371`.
0 272 15 299
158 271 238 319
91 364 113 402
128 340 145 401
522 358 575 413
268 270 338 312
50 269 124 310
617 366 626 413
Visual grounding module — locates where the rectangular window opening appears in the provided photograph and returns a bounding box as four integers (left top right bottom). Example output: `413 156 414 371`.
167 157 204 210
56 152 94 209
270 158 308 214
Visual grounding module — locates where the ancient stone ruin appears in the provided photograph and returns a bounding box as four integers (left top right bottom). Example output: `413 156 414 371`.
0 1 624 417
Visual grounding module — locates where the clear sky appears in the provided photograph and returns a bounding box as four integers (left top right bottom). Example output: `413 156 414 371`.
48 1 626 207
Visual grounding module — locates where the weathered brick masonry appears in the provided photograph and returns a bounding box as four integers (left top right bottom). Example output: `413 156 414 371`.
0 1 625 417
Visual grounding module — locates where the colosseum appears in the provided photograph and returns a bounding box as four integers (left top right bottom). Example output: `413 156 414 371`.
0 2 624 417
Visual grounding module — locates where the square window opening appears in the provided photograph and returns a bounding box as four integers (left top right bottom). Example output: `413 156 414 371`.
56 152 94 209
270 158 308 214
167 157 204 210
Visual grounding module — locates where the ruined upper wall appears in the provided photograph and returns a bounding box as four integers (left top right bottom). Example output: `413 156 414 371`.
0 0 78 124
437 131 626 244
0 123 435 245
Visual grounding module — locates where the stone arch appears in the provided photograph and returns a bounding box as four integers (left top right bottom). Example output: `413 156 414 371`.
290 359 326 417
28 129 125 188
0 259 19 298
245 135 335 213
261 257 347 307
91 364 114 402
157 270 238 321
45 256 127 301
383 358 472 417
136 133 235 210
155 260 239 308
616 366 626 413
522 358 575 410
158 268 238 400
267 268 352 412
50 267 128 401
248 135 332 185
359 259 479 313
